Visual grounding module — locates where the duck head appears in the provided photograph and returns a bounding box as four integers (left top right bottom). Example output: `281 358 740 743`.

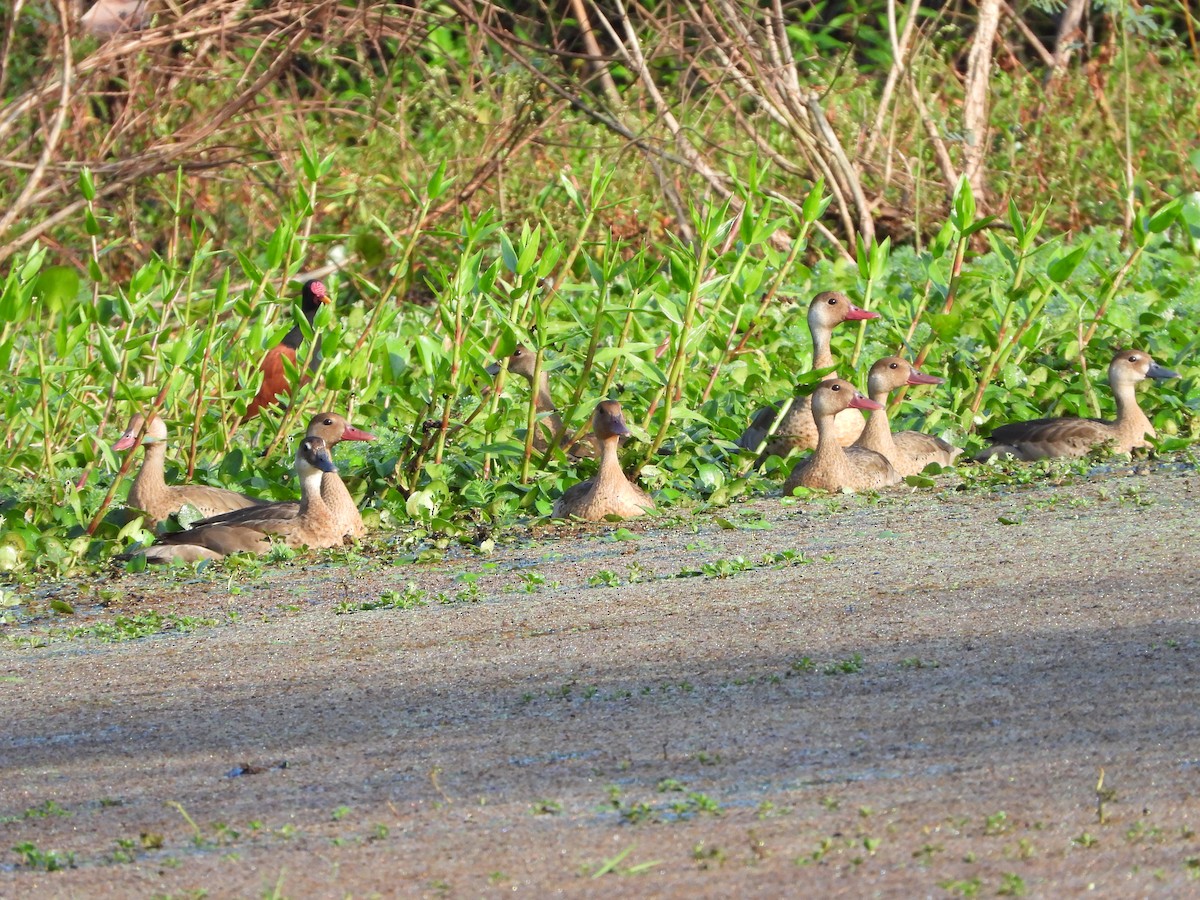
486 344 537 380
111 413 168 451
1110 349 1179 385
306 412 376 444
868 356 944 394
296 436 338 476
811 379 883 418
808 291 880 331
592 400 632 441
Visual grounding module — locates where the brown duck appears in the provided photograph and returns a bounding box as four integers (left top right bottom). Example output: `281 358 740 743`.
783 379 899 493
854 357 961 476
977 349 1179 461
137 436 344 564
184 412 375 542
487 345 593 458
738 291 880 463
552 401 654 521
243 279 330 420
112 413 265 529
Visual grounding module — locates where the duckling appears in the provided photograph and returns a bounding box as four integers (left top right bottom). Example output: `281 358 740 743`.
137 436 343 564
552 401 654 521
244 280 330 420
977 349 1180 461
854 357 961 476
487 345 593 458
112 413 265 529
184 412 375 541
782 379 899 493
738 291 880 463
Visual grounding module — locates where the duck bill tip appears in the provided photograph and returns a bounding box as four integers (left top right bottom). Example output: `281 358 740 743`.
341 425 376 442
907 372 944 386
845 307 881 321
1149 366 1180 380
111 434 137 451
849 396 884 411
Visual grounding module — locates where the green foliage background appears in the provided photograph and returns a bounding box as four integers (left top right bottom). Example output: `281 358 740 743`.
0 1 1198 577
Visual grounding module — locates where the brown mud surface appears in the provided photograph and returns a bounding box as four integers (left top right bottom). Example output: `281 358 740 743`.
2 464 1199 897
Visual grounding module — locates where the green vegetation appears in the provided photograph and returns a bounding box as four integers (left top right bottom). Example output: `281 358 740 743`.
0 2 1197 585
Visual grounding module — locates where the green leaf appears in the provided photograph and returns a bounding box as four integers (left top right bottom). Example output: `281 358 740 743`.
951 176 976 228
35 266 79 313
96 327 121 375
1146 198 1182 234
1047 244 1088 283
802 178 829 225
78 168 95 202
427 161 449 200
50 598 75 615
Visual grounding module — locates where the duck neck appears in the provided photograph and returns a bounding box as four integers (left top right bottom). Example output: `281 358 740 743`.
810 322 836 376
533 372 556 412
858 389 896 455
298 469 331 520
1111 378 1151 438
597 436 625 484
320 469 353 510
132 440 168 498
809 412 849 476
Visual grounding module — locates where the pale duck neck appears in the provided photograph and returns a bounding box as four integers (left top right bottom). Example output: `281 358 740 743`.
809 410 850 480
297 467 332 520
1111 378 1153 442
858 386 897 457
596 436 625 485
809 320 837 379
132 440 168 499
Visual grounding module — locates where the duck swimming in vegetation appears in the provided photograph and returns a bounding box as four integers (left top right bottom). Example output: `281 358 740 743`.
976 349 1179 461
184 412 375 542
136 436 344 564
244 279 330 420
782 380 899 493
738 291 880 464
854 357 961 476
552 401 654 521
487 345 593 458
112 413 265 529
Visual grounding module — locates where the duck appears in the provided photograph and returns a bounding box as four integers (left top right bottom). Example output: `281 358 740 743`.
136 436 344 564
182 412 376 541
976 349 1180 461
737 291 880 463
80 0 148 36
552 401 654 521
854 357 961 476
486 345 593 458
782 379 899 493
112 413 265 529
243 279 330 420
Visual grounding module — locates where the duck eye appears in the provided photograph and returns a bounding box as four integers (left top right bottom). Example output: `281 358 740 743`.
889 363 898 369
831 383 841 391
827 297 838 305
